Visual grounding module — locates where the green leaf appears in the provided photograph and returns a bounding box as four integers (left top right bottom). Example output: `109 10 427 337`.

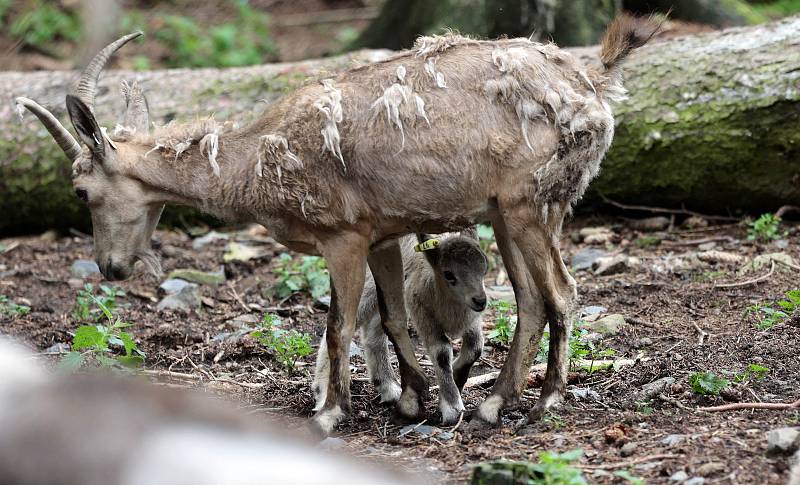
58 351 85 372
116 354 145 368
118 332 137 356
689 372 730 396
72 325 107 351
614 469 645 485
92 295 114 322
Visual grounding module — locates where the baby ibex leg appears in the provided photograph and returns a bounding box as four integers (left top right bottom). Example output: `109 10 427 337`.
473 214 546 428
367 242 428 421
312 233 368 436
361 314 402 405
453 323 483 391
424 333 464 425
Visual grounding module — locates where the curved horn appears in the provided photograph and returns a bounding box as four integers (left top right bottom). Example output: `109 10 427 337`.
15 97 82 161
74 31 142 113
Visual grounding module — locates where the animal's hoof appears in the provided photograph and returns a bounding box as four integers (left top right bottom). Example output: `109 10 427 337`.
528 393 564 421
311 405 346 437
378 382 402 405
464 414 499 434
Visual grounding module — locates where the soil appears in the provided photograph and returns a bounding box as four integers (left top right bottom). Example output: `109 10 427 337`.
1 215 798 484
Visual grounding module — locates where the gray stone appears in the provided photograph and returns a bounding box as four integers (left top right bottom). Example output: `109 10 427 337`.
229 314 260 325
669 470 689 482
580 305 607 318
167 267 225 286
585 314 626 336
43 343 70 354
210 328 252 344
568 388 601 402
640 377 676 400
191 230 229 250
70 260 100 279
223 242 269 262
571 248 608 271
157 283 200 311
661 434 685 447
767 427 800 455
398 424 453 440
629 216 670 232
696 462 726 476
159 278 192 295
620 442 637 457
594 254 636 276
486 285 515 304
685 478 705 485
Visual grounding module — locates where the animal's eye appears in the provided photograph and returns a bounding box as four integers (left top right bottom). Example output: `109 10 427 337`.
443 271 457 285
75 188 88 202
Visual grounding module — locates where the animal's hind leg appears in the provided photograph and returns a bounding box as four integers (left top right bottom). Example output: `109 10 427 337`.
361 316 402 405
311 231 369 436
368 241 428 421
312 334 330 412
472 213 547 428
504 203 577 420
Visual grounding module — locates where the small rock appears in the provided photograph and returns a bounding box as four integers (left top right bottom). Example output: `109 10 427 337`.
682 216 708 229
593 254 633 276
39 230 59 242
579 226 613 244
568 387 601 402
620 442 637 457
67 278 85 289
43 343 70 354
223 242 269 262
746 252 796 273
486 285 515 304
670 471 689 482
211 328 251 344
191 231 229 250
640 377 676 400
661 434 685 447
767 427 800 455
167 267 226 286
156 283 200 311
398 424 452 440
571 248 608 271
70 260 100 279
585 314 626 336
685 478 705 485
632 337 653 347
696 462 726 476
159 278 192 295
315 295 331 310
318 437 346 450
580 305 607 318
697 242 716 251
774 239 789 249
229 314 260 325
629 216 670 232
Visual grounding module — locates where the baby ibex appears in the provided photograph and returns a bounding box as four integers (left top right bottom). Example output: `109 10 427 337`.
314 231 488 424
18 15 659 434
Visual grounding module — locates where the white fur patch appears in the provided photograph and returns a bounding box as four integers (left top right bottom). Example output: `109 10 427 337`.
255 134 302 180
396 388 420 418
314 79 345 169
476 394 504 423
396 65 406 84
199 129 221 177
424 57 447 88
314 405 345 435
372 84 431 152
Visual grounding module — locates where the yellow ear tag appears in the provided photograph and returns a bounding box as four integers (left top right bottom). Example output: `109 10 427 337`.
414 238 440 252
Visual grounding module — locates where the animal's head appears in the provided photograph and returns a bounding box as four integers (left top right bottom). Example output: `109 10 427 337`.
417 231 489 312
16 33 161 281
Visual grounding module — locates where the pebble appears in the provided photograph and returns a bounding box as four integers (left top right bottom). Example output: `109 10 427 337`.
43 343 70 354
669 470 689 482
159 278 192 295
223 242 269 262
594 254 636 276
568 388 601 402
571 248 608 271
748 252 796 273
766 427 800 455
70 260 100 279
685 478 705 485
398 424 453 440
156 283 200 311
585 314 626 336
639 377 676 400
167 267 226 286
620 442 637 457
696 462 726 476
661 434 685 447
191 231 229 250
580 305 607 318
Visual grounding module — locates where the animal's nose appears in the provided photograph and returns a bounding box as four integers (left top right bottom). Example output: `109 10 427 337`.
98 258 128 281
471 296 487 312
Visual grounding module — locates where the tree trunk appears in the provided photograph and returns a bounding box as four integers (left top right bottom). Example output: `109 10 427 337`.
1 18 799 235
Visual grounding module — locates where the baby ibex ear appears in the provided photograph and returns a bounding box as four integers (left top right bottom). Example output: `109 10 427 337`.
416 233 440 266
66 94 105 159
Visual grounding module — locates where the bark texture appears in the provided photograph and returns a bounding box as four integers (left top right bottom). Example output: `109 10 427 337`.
1 17 799 234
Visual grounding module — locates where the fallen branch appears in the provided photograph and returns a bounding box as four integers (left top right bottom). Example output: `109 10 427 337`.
714 261 775 289
775 205 800 218
581 453 681 470
598 194 739 222
658 393 695 412
661 235 735 247
699 397 800 412
775 258 800 272
691 321 708 346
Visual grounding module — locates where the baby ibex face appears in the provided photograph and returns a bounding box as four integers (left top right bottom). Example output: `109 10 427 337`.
421 235 489 312
17 33 159 281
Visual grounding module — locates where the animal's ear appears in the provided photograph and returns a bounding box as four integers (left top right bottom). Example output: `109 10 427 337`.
121 80 150 134
66 94 105 158
460 226 478 241
416 233 440 266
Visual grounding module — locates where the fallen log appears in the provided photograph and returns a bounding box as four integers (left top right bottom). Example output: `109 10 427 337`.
1 16 798 235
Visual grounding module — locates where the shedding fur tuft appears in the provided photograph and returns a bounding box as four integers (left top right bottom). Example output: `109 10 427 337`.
600 14 662 74
314 79 345 170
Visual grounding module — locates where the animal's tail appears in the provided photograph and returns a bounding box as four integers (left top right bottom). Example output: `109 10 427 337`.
597 13 663 96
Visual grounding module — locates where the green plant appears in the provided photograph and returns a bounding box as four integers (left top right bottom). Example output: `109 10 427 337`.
251 313 313 374
73 283 125 322
734 363 770 383
472 450 586 485
536 324 615 372
10 2 80 50
270 253 330 300
634 235 660 248
0 0 11 29
752 0 800 17
746 289 800 329
0 295 30 316
60 296 145 371
154 0 275 68
614 469 645 485
487 299 516 345
689 372 730 396
747 213 784 242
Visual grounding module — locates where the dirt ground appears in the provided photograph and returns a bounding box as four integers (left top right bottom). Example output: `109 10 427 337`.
1 214 799 484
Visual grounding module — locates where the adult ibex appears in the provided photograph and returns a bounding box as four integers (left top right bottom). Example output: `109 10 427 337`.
17 15 659 434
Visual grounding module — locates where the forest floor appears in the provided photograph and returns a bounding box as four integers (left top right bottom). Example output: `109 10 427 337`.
1 214 799 484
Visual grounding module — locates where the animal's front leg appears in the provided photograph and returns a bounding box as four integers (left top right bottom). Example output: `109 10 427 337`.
368 242 428 422
453 322 483 391
311 232 368 436
425 335 464 425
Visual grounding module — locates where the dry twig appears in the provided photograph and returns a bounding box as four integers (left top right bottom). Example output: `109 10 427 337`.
581 453 681 470
714 261 775 289
699 398 800 412
691 321 708 345
598 194 738 221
